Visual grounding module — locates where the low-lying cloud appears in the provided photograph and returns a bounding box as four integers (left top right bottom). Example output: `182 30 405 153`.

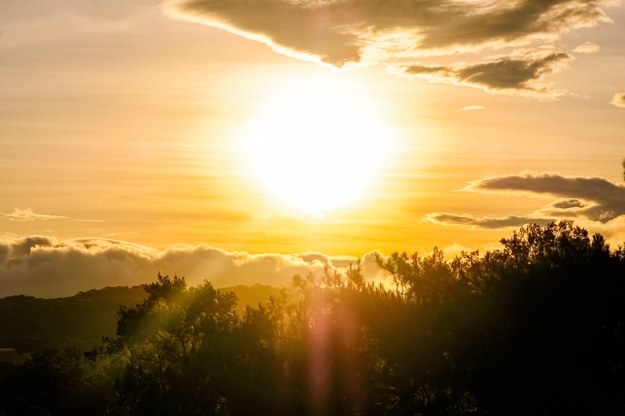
0 236 386 298
163 0 615 95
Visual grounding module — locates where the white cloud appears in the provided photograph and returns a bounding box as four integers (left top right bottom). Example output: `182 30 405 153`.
0 236 389 298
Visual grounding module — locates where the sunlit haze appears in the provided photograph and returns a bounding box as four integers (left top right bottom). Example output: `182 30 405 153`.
237 76 396 215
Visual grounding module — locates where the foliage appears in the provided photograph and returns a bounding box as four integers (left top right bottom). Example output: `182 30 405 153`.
2 222 625 415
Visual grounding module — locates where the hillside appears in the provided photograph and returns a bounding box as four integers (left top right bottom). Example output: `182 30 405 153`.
0 284 279 355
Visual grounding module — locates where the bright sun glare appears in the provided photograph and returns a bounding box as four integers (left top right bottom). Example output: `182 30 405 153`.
238 77 396 215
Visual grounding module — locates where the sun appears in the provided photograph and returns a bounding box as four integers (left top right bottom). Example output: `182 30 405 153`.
237 76 396 215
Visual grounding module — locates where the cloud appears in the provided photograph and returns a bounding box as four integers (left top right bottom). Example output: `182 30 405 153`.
458 105 486 112
425 213 553 229
0 236 389 298
403 50 571 95
3 208 68 222
163 0 614 94
575 215 625 249
466 173 625 222
551 199 587 209
573 41 600 53
426 169 625 233
611 93 625 108
1 208 103 223
442 243 476 258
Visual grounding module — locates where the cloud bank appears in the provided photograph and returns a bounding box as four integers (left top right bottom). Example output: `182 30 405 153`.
163 0 615 95
0 236 386 298
427 171 625 231
467 173 625 222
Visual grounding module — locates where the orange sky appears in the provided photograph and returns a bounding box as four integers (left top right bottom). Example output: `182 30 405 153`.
1 0 625 295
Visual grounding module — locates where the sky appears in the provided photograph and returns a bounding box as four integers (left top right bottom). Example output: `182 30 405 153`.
1 0 624 296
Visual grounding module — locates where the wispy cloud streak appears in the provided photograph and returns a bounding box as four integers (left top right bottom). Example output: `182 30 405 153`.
426 213 553 229
3 208 67 222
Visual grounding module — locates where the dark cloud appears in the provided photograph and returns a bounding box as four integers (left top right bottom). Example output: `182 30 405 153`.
0 236 386 298
404 65 451 77
404 51 571 94
425 213 553 229
414 0 610 50
467 173 625 222
164 0 363 66
552 199 587 209
164 0 613 94
611 93 625 108
426 171 625 231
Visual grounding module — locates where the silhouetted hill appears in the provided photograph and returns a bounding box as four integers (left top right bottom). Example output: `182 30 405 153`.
0 286 147 354
0 284 279 355
225 284 281 313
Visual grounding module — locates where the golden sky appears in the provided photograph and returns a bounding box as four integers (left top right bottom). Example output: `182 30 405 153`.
1 0 625 296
